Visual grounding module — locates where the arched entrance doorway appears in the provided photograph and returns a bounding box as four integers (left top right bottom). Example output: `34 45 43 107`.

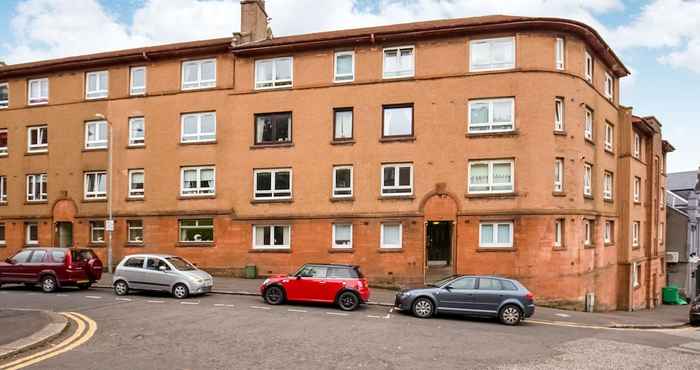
419 184 460 283
52 199 78 247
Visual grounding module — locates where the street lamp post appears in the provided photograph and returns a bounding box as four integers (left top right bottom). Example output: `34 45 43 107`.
95 114 114 273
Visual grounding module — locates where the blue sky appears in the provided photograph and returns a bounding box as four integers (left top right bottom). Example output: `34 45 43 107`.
0 0 698 172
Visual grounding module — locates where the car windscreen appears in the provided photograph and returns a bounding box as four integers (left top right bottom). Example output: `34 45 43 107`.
430 275 457 287
166 257 196 271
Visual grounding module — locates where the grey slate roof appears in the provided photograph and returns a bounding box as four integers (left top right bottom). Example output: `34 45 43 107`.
667 171 699 191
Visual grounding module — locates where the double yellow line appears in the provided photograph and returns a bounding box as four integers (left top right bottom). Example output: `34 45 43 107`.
0 312 97 370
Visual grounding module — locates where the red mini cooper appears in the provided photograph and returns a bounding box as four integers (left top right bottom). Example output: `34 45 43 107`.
260 264 370 311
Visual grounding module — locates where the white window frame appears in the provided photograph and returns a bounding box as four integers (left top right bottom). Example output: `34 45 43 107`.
26 174 48 202
127 220 144 244
334 51 355 82
633 133 641 159
603 171 613 200
85 120 108 149
604 72 613 99
180 112 216 143
27 78 48 105
180 166 216 197
128 169 145 199
632 262 640 287
479 222 514 248
85 71 109 100
181 59 217 90
585 51 593 82
332 165 353 198
604 122 614 151
469 36 515 72
90 221 106 244
468 98 515 133
128 117 145 146
0 176 6 203
380 163 413 197
584 108 593 141
27 125 48 153
468 159 514 194
380 223 403 249
555 37 565 70
584 219 593 246
382 45 415 79
333 109 353 140
632 221 640 247
554 98 564 131
254 168 292 200
332 223 353 249
633 177 641 202
554 158 564 192
0 222 5 245
554 219 563 248
0 82 8 108
604 220 613 244
252 224 291 250
84 171 107 200
179 219 214 243
25 223 38 245
0 128 7 156
130 66 146 96
584 163 593 196
254 57 293 89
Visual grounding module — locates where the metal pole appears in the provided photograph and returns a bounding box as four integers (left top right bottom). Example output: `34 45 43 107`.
107 121 113 273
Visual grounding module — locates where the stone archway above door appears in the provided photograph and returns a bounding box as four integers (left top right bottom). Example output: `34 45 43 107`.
52 198 78 222
419 183 460 220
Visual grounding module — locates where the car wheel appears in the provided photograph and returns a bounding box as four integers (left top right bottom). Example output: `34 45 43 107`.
78 283 92 290
114 280 129 296
499 304 522 325
173 283 189 299
41 275 57 293
337 291 360 311
412 297 434 318
263 285 285 305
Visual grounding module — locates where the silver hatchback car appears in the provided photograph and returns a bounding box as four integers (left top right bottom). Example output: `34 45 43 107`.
113 254 213 299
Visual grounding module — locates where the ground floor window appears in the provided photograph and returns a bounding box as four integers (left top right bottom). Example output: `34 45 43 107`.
90 221 105 244
0 223 5 245
253 225 290 249
332 224 352 249
25 222 38 245
554 219 564 248
380 223 402 249
127 220 144 244
479 222 513 248
179 219 214 243
632 262 640 288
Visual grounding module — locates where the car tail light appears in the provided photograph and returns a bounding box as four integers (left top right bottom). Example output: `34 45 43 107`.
526 292 534 301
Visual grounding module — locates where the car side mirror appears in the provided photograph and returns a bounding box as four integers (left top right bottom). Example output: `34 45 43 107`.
296 275 302 280
159 265 167 272
5 258 14 264
444 285 453 291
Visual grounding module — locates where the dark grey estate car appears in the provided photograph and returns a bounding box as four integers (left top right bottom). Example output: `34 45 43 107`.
394 275 535 325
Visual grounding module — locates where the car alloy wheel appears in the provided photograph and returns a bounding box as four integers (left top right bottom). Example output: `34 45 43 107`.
338 292 359 311
114 281 129 296
412 298 434 318
41 276 57 293
500 305 522 325
264 286 284 305
173 284 189 299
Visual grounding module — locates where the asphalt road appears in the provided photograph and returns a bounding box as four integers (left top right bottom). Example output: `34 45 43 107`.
1 285 700 369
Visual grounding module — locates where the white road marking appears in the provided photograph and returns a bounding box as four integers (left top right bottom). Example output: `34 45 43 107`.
116 298 132 301
180 301 199 305
384 307 394 319
250 305 271 310
555 313 572 318
326 312 349 316
56 294 68 297
367 315 383 318
287 309 308 313
146 300 164 304
213 304 235 308
85 296 102 299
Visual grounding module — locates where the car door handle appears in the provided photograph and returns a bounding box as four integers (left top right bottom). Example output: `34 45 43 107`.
319 281 326 284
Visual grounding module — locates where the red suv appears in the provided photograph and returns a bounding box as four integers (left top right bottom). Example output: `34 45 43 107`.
260 264 370 311
0 248 103 292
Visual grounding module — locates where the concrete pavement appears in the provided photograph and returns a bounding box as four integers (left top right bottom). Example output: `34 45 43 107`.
0 309 68 361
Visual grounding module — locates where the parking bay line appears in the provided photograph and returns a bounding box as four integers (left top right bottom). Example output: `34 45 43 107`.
326 312 349 316
115 298 132 301
180 301 199 305
287 309 308 313
146 300 165 304
213 304 235 307
85 296 102 299
250 305 271 310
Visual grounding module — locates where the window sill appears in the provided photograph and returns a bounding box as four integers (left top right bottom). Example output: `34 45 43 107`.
632 246 641 250
552 246 566 251
583 244 596 249
552 191 567 197
465 130 519 138
82 148 108 153
181 86 218 93
379 136 415 143
82 199 107 203
583 195 594 200
126 197 145 202
633 201 642 205
248 248 291 253
0 202 7 207
126 145 146 149
25 151 48 156
250 143 294 150
24 244 40 248
328 248 354 253
605 148 615 155
330 197 354 202
553 130 568 136
24 201 48 205
250 198 294 204
604 243 615 247
178 195 216 200
124 243 145 247
585 138 595 146
0 153 8 158
378 195 415 201
465 192 518 199
87 243 106 248
477 247 516 252
179 141 217 146
603 198 614 204
378 248 403 253
85 96 108 101
176 242 215 248
330 139 355 146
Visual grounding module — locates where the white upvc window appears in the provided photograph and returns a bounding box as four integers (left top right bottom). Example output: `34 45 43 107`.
632 262 640 288
127 220 144 244
555 37 565 70
633 133 641 159
128 117 145 146
383 46 415 78
180 166 215 197
130 66 146 95
0 222 5 245
468 98 514 133
585 51 593 82
332 165 353 198
382 105 413 137
584 219 593 246
604 72 613 99
470 37 515 72
26 223 38 245
26 174 47 202
604 220 614 244
554 158 564 192
333 109 353 140
90 221 106 244
179 219 214 243
479 222 514 248
334 51 355 82
584 163 593 196
381 163 413 196
85 120 108 149
253 225 290 249
0 176 6 203
603 171 613 200
554 219 564 248
468 159 514 194
181 112 216 143
633 177 641 202
380 223 403 249
0 82 8 108
254 168 292 200
554 97 565 131
255 57 292 89
128 169 145 198
85 71 108 99
182 59 216 90
632 221 640 247
28 78 48 105
584 108 593 141
0 128 6 156
84 172 107 199
604 122 614 151
332 223 353 249
27 125 48 152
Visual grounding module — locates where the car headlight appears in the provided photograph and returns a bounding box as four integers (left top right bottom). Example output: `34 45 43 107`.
263 278 270 286
192 277 204 284
399 291 411 298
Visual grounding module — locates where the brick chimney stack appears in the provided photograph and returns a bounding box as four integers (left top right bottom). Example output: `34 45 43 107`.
234 0 270 44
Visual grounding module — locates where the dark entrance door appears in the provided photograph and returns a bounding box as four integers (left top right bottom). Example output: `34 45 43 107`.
427 221 452 265
55 222 73 247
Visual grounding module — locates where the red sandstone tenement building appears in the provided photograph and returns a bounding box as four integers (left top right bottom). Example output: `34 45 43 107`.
0 1 673 311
